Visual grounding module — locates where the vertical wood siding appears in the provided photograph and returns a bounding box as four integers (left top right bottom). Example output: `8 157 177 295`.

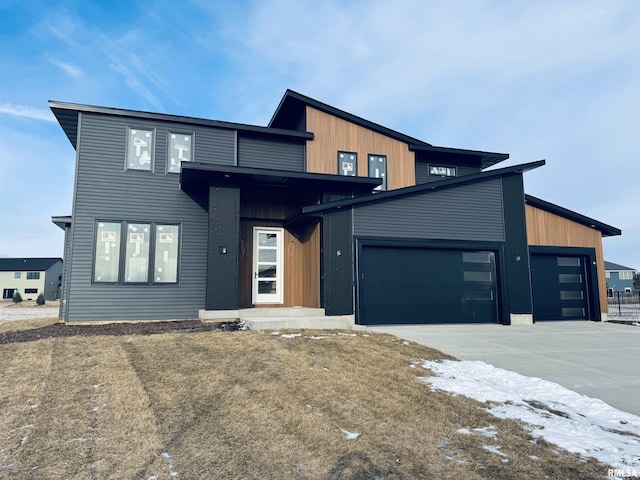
305 107 416 189
354 179 505 242
525 205 608 313
66 113 235 321
237 135 305 171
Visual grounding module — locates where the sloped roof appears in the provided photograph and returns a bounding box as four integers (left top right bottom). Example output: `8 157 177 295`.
302 160 545 215
0 258 62 272
269 89 509 169
525 195 621 237
604 261 637 271
49 101 313 150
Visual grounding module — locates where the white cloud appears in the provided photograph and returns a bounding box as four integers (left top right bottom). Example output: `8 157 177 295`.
0 103 55 122
44 53 84 78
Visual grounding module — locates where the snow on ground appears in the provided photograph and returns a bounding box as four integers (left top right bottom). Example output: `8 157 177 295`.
0 303 59 323
419 360 640 471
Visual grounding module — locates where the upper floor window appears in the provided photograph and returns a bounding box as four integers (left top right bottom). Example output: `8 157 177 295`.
168 132 194 173
605 271 611 278
26 272 40 280
368 154 387 191
620 271 633 280
14 272 21 278
338 151 357 176
126 128 154 171
429 165 457 177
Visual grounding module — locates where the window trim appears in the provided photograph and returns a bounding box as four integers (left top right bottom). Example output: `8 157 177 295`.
92 220 181 286
167 131 195 174
125 126 156 172
368 153 388 191
337 151 358 177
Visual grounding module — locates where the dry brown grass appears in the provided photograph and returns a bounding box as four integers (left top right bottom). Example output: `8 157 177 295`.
0 327 609 479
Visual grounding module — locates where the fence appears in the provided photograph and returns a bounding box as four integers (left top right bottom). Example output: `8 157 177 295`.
607 291 640 319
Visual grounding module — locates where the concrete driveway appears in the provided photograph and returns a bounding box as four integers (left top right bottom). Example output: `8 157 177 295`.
367 321 640 416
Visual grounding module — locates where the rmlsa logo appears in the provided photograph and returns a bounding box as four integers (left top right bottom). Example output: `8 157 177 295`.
608 469 638 478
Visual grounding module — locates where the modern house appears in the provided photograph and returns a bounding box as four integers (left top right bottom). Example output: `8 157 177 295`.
50 90 620 326
604 261 638 294
0 258 63 301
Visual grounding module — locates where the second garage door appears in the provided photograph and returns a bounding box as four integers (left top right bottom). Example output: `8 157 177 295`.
357 245 499 325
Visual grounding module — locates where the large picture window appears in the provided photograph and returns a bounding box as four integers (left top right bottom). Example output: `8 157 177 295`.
368 154 387 191
93 221 180 284
126 128 154 171
94 222 122 282
168 132 194 173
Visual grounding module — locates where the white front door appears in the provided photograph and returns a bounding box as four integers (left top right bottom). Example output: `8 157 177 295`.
252 227 284 304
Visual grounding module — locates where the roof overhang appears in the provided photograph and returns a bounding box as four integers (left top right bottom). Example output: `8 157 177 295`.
525 195 621 237
409 144 509 170
180 163 381 196
303 160 545 216
52 215 72 230
49 101 313 150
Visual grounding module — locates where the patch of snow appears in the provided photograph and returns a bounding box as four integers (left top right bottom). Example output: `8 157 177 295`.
419 360 640 471
456 426 497 438
482 445 509 463
270 332 280 335
20 435 28 445
29 404 38 409
161 452 179 477
337 333 357 337
308 336 328 340
402 341 410 345
409 364 416 368
340 428 360 440
281 333 302 339
528 455 539 461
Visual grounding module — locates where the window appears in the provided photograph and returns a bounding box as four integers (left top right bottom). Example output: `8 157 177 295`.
14 272 21 278
620 271 633 280
26 272 40 280
429 165 457 177
24 288 38 294
94 221 180 284
124 223 150 283
557 257 580 267
168 132 194 173
338 151 357 176
94 222 122 282
606 271 611 278
154 224 180 283
126 128 154 171
368 154 387 191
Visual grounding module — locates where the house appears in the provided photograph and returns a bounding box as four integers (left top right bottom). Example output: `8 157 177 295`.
49 90 621 326
604 261 638 294
0 258 63 301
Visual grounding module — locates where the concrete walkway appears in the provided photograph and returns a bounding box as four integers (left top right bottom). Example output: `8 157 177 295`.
367 321 640 416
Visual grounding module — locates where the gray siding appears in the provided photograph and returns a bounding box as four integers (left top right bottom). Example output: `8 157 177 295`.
415 159 480 184
66 113 235 321
60 226 71 319
354 178 505 242
43 261 62 301
237 135 305 171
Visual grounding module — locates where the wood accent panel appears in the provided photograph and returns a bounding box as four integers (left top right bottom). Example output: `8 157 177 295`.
526 205 607 313
306 106 416 190
238 220 320 309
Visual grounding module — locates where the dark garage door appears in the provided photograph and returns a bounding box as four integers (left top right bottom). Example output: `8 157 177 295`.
358 245 498 325
530 254 589 321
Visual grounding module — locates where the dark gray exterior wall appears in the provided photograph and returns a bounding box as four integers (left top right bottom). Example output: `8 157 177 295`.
206 186 240 310
414 159 480 184
237 135 305 171
353 179 505 242
60 225 72 319
43 261 63 301
65 112 236 321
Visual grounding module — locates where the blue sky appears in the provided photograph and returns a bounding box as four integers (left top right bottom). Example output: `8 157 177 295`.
0 0 638 269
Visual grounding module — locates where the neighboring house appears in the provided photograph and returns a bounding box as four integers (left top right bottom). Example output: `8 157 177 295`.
604 261 638 294
0 258 63 301
49 90 621 326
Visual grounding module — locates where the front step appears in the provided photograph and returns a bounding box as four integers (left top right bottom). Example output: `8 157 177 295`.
198 307 355 330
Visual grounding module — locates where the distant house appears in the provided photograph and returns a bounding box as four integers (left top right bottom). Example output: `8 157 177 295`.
605 261 638 294
49 90 621 326
0 258 63 301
